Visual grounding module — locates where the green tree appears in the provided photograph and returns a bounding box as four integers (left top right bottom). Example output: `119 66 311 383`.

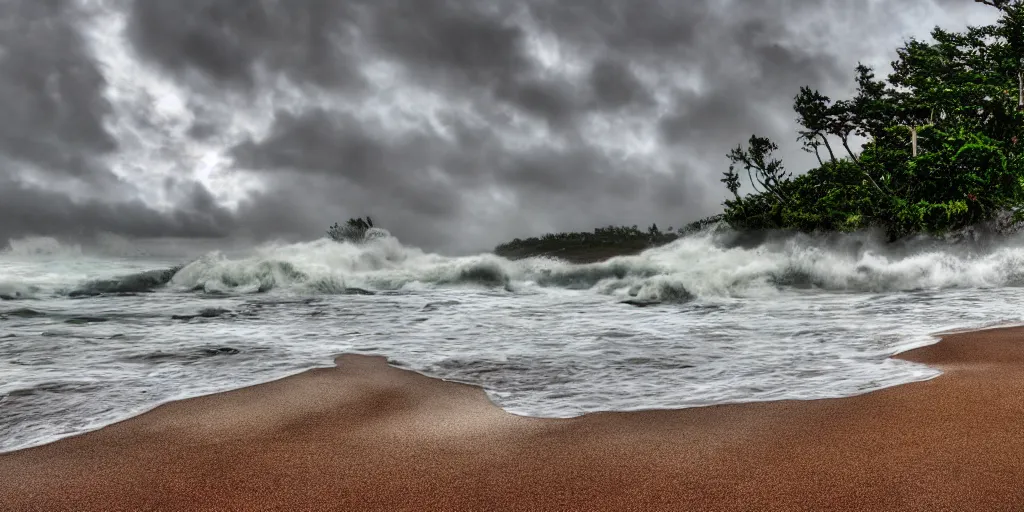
727 135 791 204
794 87 837 165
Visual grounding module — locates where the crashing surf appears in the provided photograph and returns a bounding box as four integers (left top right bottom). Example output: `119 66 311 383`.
7 226 1024 302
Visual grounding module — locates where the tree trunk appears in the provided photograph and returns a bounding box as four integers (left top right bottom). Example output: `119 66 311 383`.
841 136 889 196
840 135 860 164
819 135 838 164
1018 70 1023 111
746 171 764 194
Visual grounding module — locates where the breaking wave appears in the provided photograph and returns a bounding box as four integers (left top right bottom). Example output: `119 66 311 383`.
8 228 1024 301
0 284 38 301
67 266 184 297
164 228 1024 301
169 233 517 294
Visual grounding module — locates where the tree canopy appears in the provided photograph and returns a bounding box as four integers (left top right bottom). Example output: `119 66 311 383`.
720 2 1024 239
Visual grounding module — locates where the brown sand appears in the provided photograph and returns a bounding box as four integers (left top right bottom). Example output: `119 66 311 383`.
3 327 1024 511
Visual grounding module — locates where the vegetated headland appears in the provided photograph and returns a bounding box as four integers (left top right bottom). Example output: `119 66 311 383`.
491 218 720 263
327 214 724 264
331 3 1024 264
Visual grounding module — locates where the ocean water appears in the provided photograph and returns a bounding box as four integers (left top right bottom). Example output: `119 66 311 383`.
3 228 1024 453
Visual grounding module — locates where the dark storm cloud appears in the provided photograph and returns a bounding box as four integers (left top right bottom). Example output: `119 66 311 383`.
127 0 363 89
215 0 868 251
0 0 247 244
231 104 699 250
232 109 465 218
658 40 842 151
362 0 594 129
494 78 582 128
588 59 654 110
0 0 115 180
0 175 234 243
365 0 530 86
524 0 711 59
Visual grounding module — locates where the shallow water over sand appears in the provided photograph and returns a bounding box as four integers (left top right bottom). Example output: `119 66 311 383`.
4 231 1024 452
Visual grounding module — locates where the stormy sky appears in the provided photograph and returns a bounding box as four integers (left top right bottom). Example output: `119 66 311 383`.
0 0 1002 254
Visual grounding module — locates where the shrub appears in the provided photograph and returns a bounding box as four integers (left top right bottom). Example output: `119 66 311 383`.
327 216 374 243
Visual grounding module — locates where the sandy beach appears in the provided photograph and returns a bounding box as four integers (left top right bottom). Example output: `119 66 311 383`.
3 327 1024 511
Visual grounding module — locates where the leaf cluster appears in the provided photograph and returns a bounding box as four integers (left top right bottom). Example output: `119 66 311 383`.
327 216 375 243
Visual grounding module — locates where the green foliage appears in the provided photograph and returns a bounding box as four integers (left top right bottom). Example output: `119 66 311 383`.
727 135 792 205
493 224 684 261
720 6 1024 239
496 225 674 251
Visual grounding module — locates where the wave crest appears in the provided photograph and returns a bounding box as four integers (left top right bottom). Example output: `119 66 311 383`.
9 228 1024 300
169 235 516 294
159 229 1024 298
68 266 183 297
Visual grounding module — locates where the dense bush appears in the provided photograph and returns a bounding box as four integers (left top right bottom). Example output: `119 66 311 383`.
327 217 374 243
493 224 679 255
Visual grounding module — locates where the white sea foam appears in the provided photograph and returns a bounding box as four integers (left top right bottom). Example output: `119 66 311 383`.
154 228 1024 300
5 228 1024 452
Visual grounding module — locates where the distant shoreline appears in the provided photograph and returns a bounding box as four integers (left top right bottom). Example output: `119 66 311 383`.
491 217 723 263
492 237 675 263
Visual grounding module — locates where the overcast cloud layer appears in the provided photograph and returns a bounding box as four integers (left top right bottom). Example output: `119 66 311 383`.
0 0 1002 253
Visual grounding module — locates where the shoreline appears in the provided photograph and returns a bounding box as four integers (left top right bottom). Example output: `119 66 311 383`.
0 325 954 456
4 328 1024 510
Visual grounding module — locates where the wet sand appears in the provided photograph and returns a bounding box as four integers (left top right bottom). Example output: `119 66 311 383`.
3 327 1024 511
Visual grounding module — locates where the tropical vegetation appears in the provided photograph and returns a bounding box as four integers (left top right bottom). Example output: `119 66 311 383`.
493 224 677 261
720 0 1024 239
